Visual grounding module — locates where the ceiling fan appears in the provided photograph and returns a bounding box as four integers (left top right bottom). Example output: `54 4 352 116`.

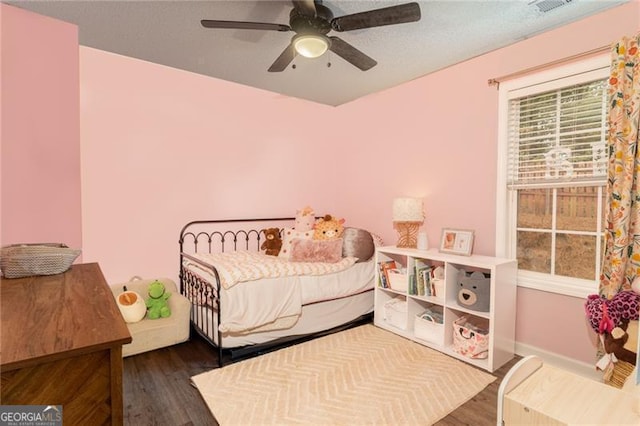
201 0 421 72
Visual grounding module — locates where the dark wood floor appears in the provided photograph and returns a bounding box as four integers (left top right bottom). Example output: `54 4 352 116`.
123 333 520 426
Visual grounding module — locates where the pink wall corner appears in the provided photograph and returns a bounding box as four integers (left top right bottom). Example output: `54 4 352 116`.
1 4 82 252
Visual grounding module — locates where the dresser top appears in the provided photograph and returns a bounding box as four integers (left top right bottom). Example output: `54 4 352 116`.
1 263 132 370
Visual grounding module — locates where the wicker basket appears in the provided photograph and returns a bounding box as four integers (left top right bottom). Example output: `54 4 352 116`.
1 243 81 278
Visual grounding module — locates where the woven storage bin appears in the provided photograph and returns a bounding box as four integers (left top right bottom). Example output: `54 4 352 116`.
1 243 81 278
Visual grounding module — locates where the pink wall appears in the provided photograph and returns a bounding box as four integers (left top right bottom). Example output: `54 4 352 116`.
1 5 4 244
0 4 81 250
5 2 639 364
79 48 342 284
336 2 640 251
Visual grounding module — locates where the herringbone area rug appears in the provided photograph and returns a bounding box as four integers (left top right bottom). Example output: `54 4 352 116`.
191 324 495 425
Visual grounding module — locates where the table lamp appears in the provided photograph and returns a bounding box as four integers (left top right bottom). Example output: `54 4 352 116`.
392 198 424 248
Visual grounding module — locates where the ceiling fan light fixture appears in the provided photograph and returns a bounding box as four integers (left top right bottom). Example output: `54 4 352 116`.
294 34 330 58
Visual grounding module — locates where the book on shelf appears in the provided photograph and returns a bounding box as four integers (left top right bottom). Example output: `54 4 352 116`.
422 268 432 296
415 260 432 297
378 260 397 288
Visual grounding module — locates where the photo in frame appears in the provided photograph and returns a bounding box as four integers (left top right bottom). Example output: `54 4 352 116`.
439 228 474 256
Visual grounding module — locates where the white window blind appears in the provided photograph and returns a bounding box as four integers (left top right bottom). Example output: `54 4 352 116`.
507 79 607 188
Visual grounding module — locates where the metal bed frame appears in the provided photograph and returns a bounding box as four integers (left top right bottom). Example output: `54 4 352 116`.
178 217 372 366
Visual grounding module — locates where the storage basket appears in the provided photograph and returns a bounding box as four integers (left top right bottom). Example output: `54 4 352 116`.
383 297 407 330
452 316 489 359
388 271 408 292
456 270 491 312
414 309 444 345
1 243 81 278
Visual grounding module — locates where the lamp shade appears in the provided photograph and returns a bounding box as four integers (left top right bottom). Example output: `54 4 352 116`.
294 34 329 58
392 198 424 222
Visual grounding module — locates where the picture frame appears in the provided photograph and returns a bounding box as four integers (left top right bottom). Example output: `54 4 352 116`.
439 228 474 256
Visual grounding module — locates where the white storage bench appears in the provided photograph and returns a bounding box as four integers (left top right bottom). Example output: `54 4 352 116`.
110 277 191 357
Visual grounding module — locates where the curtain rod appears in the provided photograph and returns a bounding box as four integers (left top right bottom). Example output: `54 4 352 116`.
487 44 611 88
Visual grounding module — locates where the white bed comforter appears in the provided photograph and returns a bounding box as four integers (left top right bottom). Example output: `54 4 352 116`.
188 251 357 289
183 252 372 334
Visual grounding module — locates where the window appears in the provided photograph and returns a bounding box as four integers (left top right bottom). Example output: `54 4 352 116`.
496 55 609 297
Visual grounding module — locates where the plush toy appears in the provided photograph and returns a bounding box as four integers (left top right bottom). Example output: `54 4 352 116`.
584 290 640 334
456 270 491 312
295 206 315 232
146 280 171 319
604 319 638 365
116 287 147 323
313 214 345 240
261 227 282 256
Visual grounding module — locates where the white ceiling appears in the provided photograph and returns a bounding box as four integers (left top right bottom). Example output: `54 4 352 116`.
5 0 628 106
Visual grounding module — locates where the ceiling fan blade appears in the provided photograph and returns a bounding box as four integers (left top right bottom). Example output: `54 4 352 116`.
268 43 298 72
201 20 291 32
328 37 377 71
331 2 421 32
292 0 317 17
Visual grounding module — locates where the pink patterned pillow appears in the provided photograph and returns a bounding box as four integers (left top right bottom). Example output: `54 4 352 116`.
279 228 314 260
290 238 343 263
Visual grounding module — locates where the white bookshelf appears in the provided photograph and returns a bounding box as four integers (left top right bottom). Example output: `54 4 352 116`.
374 246 517 372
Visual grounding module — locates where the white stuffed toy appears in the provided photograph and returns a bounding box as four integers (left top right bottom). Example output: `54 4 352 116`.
294 206 315 231
116 287 147 323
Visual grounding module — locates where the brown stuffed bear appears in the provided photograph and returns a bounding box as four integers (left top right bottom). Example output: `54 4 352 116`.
260 228 282 256
604 319 638 365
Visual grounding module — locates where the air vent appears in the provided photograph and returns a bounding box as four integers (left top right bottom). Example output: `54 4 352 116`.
529 0 573 13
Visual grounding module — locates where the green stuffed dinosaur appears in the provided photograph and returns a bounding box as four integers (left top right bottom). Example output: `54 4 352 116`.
145 280 171 319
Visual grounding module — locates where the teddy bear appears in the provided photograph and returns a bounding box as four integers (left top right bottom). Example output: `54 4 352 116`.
146 280 171 319
260 227 282 256
294 206 315 232
603 319 638 365
584 290 640 334
313 214 345 240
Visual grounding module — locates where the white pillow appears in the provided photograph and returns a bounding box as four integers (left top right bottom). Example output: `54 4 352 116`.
278 228 314 260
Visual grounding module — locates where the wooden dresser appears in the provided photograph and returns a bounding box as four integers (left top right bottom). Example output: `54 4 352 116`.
1 263 132 425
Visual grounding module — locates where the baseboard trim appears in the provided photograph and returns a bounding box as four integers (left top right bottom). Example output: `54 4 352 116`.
515 342 603 381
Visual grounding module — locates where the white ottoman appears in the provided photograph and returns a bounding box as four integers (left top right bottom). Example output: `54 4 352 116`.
110 277 191 357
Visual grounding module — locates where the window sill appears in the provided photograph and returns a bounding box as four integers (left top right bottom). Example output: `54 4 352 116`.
517 271 597 299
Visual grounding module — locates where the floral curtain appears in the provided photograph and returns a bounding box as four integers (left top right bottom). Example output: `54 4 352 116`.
601 33 640 298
